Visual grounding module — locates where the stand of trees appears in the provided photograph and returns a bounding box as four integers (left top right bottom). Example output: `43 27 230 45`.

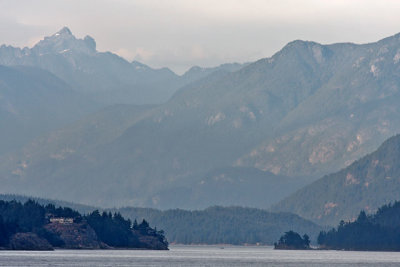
86 211 167 248
318 201 400 251
274 231 310 250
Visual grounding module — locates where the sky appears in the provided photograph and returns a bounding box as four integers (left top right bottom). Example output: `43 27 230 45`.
1 0 400 74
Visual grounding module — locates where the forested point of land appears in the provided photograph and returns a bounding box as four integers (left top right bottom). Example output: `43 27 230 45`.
318 201 400 251
0 200 168 250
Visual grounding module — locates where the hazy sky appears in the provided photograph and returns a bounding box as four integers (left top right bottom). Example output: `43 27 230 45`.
1 0 400 74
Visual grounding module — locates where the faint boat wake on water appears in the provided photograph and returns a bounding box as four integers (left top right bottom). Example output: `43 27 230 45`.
1 245 400 266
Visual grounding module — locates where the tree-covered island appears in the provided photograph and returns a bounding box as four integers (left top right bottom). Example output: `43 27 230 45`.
274 231 310 250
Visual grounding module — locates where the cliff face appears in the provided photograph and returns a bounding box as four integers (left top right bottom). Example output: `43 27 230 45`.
44 221 106 249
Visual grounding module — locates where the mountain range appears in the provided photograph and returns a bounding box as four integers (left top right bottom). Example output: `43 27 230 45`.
0 27 245 154
0 27 245 105
2 28 400 210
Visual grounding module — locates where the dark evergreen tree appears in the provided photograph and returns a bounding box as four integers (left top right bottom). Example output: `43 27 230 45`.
86 210 140 247
303 234 310 247
0 215 9 247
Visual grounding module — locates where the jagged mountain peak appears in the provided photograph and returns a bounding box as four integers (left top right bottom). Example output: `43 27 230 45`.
54 26 72 36
83 35 96 51
32 26 96 55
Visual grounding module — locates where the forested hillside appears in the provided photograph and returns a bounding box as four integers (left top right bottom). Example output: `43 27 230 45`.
0 194 97 215
318 201 400 251
117 206 324 245
273 134 400 226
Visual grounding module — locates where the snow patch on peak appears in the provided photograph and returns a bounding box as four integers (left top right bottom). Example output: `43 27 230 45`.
56 27 72 36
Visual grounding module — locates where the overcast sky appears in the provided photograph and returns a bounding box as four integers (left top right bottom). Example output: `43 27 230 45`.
1 0 400 74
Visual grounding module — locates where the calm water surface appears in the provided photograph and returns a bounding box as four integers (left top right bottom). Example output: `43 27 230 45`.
1 245 400 266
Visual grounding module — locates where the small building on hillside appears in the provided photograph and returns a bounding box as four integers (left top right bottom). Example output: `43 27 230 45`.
50 217 74 224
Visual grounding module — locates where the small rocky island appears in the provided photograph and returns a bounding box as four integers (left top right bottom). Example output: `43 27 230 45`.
274 231 311 250
0 200 168 250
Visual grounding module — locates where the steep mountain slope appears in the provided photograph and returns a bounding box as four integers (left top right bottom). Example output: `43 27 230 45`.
0 27 246 105
272 134 400 226
2 33 400 209
237 35 400 178
0 65 97 154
